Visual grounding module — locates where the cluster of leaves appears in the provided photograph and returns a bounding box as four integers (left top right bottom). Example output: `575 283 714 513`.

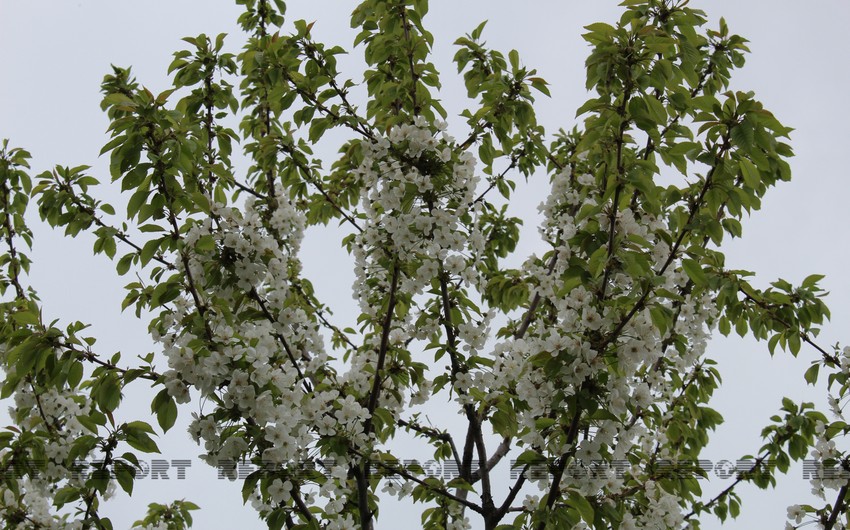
0 143 165 529
132 500 200 530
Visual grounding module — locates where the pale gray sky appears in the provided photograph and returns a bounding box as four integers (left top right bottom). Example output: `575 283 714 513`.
1 1 849 528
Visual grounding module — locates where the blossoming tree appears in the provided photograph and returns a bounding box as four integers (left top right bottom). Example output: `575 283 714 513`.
1 0 847 529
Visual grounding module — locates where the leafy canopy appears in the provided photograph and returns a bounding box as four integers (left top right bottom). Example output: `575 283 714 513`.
0 1 847 529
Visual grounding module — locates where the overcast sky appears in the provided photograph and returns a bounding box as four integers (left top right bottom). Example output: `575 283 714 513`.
2 1 849 528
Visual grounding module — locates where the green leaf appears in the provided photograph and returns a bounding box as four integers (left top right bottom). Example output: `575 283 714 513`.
96 375 122 412
11 311 39 327
644 94 667 124
768 333 781 355
739 158 760 188
528 77 550 97
116 253 134 276
195 235 216 253
535 418 556 430
508 49 519 71
115 462 136 494
54 486 81 507
827 421 848 439
124 426 160 454
788 332 801 356
802 274 825 289
731 118 755 150
681 259 707 287
242 471 261 503
735 317 748 337
804 364 819 385
649 305 670 336
267 508 289 530
583 22 615 36
68 361 84 388
575 97 603 117
588 246 608 277
76 414 101 434
140 238 161 267
127 189 150 219
102 236 116 259
158 395 178 432
515 449 544 467
100 135 126 156
569 491 594 525
718 316 731 336
191 191 211 215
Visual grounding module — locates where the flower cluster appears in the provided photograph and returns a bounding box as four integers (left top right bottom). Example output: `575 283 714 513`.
346 117 488 418
475 154 724 522
149 187 371 522
0 350 99 528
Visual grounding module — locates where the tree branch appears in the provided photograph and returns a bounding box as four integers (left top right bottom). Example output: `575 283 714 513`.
359 260 401 530
824 483 848 530
0 181 26 299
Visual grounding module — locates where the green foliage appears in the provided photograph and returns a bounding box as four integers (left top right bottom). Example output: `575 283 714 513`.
132 500 199 530
0 1 847 529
